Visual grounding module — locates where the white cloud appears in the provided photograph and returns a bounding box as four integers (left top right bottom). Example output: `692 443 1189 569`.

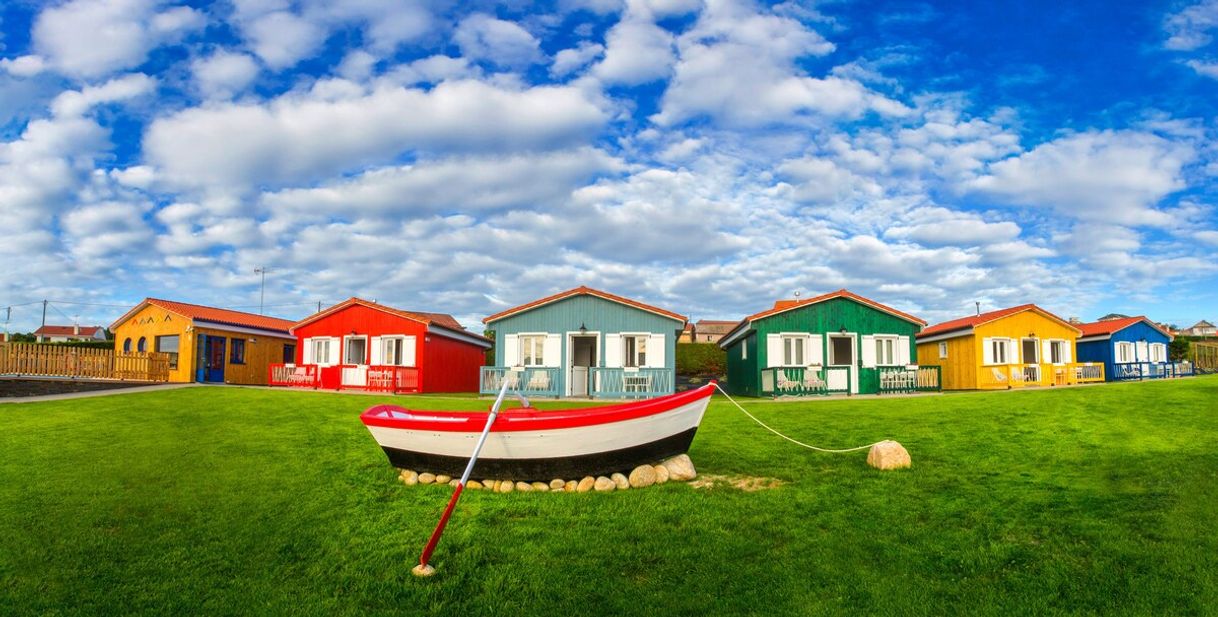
1185 59 1218 79
0 55 48 77
337 50 378 81
884 208 1023 247
1163 0 1218 51
191 51 260 99
50 73 156 117
60 200 155 266
31 0 204 78
454 14 543 69
143 80 608 190
243 11 326 70
968 130 1191 226
593 14 675 85
653 0 909 127
552 42 605 78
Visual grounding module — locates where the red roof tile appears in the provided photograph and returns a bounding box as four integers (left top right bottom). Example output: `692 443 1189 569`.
482 286 687 324
1076 316 1171 339
918 304 1080 339
111 298 295 333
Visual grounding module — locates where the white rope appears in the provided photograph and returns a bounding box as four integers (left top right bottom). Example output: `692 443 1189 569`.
712 383 883 453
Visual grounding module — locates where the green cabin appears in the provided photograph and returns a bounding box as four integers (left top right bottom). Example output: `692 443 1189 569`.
718 290 937 396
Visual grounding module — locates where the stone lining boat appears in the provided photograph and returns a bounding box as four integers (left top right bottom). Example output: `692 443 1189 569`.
360 382 715 479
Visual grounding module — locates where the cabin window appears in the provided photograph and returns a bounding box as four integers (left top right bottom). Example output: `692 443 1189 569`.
1116 342 1134 363
312 339 332 365
781 335 805 366
345 336 367 365
155 335 179 370
829 335 853 366
230 339 246 364
381 336 415 367
1049 340 1065 364
137 336 147 352
938 342 947 359
741 341 747 360
123 338 132 353
1150 343 1166 363
989 339 1009 365
519 335 546 366
624 335 648 368
283 344 295 364
874 336 897 366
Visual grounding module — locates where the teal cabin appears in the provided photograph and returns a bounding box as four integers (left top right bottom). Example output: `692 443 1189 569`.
480 286 687 398
718 289 939 396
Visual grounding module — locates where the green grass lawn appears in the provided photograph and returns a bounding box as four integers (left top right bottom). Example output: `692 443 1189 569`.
2 378 1217 616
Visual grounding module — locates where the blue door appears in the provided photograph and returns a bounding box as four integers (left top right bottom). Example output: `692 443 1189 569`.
205 336 226 383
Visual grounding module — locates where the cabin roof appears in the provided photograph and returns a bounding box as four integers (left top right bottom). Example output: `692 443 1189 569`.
693 320 738 335
110 298 295 333
482 286 687 324
918 304 1080 339
1076 316 1172 340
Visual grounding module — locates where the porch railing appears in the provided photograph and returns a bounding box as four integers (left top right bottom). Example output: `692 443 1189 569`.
1 343 169 381
365 365 420 393
480 366 561 397
1113 361 1193 380
979 363 1104 388
760 366 852 397
268 363 321 388
589 367 673 399
877 365 941 393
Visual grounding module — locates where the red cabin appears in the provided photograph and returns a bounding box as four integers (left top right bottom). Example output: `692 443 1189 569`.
270 298 491 393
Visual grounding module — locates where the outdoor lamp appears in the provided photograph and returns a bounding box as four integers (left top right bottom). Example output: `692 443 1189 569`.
579 323 588 334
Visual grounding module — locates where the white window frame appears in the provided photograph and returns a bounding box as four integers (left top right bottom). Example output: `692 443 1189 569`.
344 335 368 365
1049 340 1065 365
938 342 948 359
989 338 1009 366
519 334 546 367
311 337 335 366
623 334 648 368
781 334 806 367
1116 341 1134 363
1149 343 1166 363
874 335 898 366
380 336 416 367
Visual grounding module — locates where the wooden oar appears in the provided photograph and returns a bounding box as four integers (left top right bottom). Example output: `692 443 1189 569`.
412 377 515 577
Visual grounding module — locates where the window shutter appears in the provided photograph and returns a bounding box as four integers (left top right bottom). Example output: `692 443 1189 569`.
898 336 910 365
303 338 314 364
807 334 823 365
1136 341 1148 361
504 334 519 366
605 334 622 368
544 333 561 367
982 337 994 365
370 336 382 365
1008 339 1019 364
403 336 417 367
1041 340 1052 364
328 339 340 365
647 333 665 368
861 335 876 368
1063 341 1072 363
766 334 782 368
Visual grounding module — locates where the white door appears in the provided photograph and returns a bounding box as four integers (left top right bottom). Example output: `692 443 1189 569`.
827 333 858 394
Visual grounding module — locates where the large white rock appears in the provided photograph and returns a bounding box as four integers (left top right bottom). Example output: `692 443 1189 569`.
653 465 669 484
418 472 436 485
401 470 419 486
466 480 483 490
531 481 549 492
628 465 657 488
564 480 577 492
550 479 565 491
662 454 697 481
435 474 452 485
515 481 532 492
497 480 514 493
576 477 596 492
867 440 912 470
611 472 630 490
594 476 616 491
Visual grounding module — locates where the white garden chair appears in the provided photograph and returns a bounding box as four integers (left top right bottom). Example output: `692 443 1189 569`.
801 367 825 391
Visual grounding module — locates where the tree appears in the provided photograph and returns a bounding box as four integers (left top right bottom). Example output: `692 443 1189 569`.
1169 338 1190 362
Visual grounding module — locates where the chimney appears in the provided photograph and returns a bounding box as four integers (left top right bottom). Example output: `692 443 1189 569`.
73 323 80 335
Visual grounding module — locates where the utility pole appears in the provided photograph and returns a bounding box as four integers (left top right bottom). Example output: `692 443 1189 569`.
975 301 981 316
317 301 322 313
42 300 47 327
254 267 269 314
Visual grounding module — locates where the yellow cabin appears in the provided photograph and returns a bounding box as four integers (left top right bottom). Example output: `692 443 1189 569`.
915 304 1104 390
110 298 297 385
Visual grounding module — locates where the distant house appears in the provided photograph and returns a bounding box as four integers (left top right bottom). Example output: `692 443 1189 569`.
34 324 107 343
1097 313 1131 322
278 297 491 393
481 286 687 398
691 320 737 344
678 322 695 343
111 298 296 385
1181 320 1217 337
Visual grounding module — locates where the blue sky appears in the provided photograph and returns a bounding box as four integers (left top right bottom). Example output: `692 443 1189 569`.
1 0 1216 333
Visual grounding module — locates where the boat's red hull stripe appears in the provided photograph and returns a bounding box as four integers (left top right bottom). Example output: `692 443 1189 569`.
360 382 716 433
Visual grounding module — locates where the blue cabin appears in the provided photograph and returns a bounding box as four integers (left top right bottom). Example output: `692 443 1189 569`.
480 286 687 398
1075 316 1191 380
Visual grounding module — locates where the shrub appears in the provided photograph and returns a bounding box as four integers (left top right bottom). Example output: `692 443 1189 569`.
676 343 726 376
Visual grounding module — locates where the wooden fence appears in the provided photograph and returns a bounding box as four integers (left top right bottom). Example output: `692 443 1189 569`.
0 343 170 382
1195 342 1218 373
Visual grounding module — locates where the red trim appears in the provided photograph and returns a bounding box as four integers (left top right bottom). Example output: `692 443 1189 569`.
361 382 716 433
